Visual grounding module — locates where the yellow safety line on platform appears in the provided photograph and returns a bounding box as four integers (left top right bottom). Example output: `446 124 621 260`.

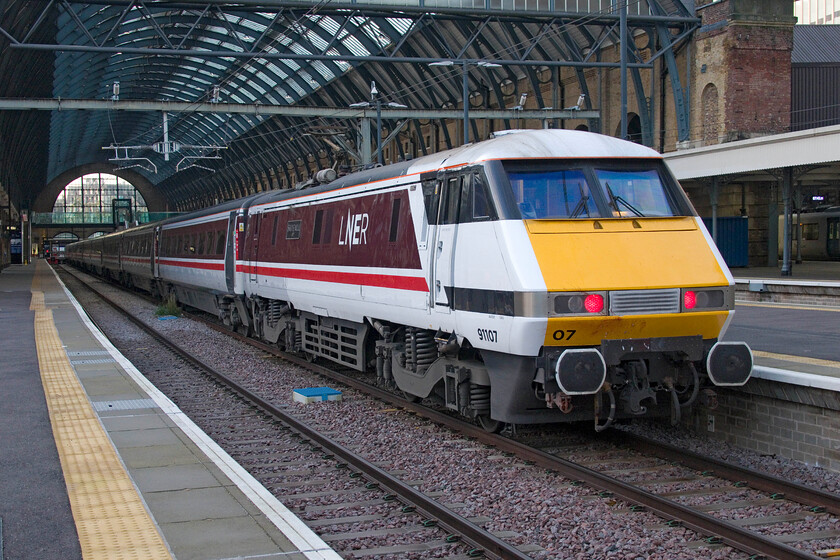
31 274 171 559
753 350 840 369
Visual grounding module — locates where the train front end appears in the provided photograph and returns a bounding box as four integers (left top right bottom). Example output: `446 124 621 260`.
487 132 752 427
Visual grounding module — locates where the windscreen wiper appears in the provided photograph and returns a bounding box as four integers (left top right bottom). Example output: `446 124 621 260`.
605 182 645 218
570 183 590 218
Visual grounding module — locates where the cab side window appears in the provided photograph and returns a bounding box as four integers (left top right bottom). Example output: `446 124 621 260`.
457 172 496 223
422 178 439 225
441 176 462 225
471 172 495 221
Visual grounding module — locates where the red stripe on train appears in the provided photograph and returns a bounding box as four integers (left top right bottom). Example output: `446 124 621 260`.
236 264 429 292
159 258 225 271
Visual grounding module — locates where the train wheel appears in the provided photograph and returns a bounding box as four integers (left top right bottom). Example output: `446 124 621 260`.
401 390 422 404
478 415 505 433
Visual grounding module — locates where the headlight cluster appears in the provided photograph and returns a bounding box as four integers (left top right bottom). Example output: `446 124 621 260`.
681 288 727 311
549 287 732 317
552 292 608 316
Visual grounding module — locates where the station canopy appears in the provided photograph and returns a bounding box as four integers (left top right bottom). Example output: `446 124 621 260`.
0 0 696 211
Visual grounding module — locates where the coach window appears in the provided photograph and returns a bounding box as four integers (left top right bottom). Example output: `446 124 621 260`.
286 219 302 240
271 214 280 245
216 231 226 256
312 210 324 244
389 198 401 242
197 232 205 255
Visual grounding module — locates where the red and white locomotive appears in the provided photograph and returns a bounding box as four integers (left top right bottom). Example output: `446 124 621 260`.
67 130 753 430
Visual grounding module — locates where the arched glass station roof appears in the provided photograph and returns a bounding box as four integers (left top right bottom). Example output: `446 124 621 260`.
0 0 697 211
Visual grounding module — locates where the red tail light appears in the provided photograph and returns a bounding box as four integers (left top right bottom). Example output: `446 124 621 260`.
684 290 697 310
585 294 604 313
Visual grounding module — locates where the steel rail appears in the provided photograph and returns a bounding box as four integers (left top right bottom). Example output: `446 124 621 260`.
202 323 824 560
607 431 840 516
61 267 533 560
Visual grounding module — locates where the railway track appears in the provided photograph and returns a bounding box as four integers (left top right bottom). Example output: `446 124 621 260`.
59 266 536 560
60 265 840 559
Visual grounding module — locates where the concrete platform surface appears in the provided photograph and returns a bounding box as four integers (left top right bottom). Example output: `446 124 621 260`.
0 261 340 560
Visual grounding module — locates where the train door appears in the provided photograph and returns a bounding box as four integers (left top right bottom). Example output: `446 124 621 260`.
153 227 160 278
225 211 237 292
249 212 261 284
828 218 840 259
431 173 463 311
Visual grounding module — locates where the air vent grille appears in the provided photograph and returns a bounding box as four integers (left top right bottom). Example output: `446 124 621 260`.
609 288 680 315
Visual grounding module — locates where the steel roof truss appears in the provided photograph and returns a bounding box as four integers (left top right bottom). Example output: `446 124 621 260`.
213 6 248 53
389 14 427 57
20 0 56 44
135 2 175 49
59 0 99 45
173 4 213 50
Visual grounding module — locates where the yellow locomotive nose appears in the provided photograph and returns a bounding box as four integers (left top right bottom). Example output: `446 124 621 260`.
527 216 734 347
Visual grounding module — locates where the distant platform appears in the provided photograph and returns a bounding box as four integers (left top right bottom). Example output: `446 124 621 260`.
733 260 840 283
733 261 840 309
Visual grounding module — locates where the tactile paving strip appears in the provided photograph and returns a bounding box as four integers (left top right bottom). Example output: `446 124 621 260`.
31 289 172 560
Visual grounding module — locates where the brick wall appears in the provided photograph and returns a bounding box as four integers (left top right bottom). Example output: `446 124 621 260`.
725 26 793 137
686 379 840 472
693 0 795 147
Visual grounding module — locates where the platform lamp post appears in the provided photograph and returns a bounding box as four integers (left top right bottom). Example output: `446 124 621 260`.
429 60 501 145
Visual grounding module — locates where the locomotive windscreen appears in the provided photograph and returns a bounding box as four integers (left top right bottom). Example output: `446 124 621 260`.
503 160 690 219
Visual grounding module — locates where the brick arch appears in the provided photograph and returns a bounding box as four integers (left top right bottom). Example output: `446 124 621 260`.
702 83 720 145
52 232 80 240
614 113 643 144
33 163 167 213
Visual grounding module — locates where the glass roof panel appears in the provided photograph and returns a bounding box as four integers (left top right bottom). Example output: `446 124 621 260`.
309 61 335 81
338 33 370 57
255 70 279 88
313 16 341 35
264 62 290 79
240 17 269 34
386 17 414 34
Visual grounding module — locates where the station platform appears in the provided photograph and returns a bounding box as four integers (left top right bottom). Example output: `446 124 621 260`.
0 260 340 560
728 260 840 390
732 260 840 282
